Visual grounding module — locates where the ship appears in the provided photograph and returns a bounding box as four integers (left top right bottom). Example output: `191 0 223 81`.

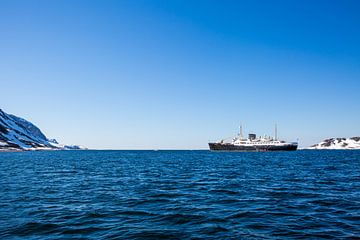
209 125 298 151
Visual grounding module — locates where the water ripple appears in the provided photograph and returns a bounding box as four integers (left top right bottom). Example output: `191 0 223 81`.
0 150 360 239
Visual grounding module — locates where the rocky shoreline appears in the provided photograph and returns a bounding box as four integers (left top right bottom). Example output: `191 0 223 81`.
307 137 360 150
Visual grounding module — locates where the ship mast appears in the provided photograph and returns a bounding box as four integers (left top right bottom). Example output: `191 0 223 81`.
275 124 278 141
239 124 243 140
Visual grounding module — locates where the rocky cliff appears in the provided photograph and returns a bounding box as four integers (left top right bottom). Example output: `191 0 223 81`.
0 109 85 151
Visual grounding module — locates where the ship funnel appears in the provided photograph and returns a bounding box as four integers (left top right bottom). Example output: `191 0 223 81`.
248 134 256 140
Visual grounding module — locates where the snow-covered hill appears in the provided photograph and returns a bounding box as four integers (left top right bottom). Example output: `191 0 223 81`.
308 137 360 150
0 109 85 151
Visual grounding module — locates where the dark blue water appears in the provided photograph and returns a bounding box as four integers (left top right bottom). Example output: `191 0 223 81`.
0 150 359 239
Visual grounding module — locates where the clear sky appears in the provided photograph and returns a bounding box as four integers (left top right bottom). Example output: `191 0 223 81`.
1 0 359 149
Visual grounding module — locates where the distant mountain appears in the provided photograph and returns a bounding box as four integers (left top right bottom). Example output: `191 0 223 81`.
0 109 86 151
308 137 360 150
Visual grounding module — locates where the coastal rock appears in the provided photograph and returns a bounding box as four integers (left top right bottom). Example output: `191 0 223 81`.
0 109 85 151
308 137 360 150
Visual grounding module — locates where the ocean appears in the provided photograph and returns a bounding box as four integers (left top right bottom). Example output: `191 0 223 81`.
0 150 359 239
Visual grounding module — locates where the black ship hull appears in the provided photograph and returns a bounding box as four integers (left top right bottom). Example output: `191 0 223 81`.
209 143 298 151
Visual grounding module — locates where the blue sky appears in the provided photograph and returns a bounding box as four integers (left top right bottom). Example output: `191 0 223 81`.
1 0 359 149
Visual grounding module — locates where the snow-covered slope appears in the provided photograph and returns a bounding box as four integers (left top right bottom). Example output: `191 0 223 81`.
0 109 85 151
308 137 360 150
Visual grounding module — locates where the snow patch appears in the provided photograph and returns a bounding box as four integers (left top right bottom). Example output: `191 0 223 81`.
307 137 360 150
0 109 85 151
